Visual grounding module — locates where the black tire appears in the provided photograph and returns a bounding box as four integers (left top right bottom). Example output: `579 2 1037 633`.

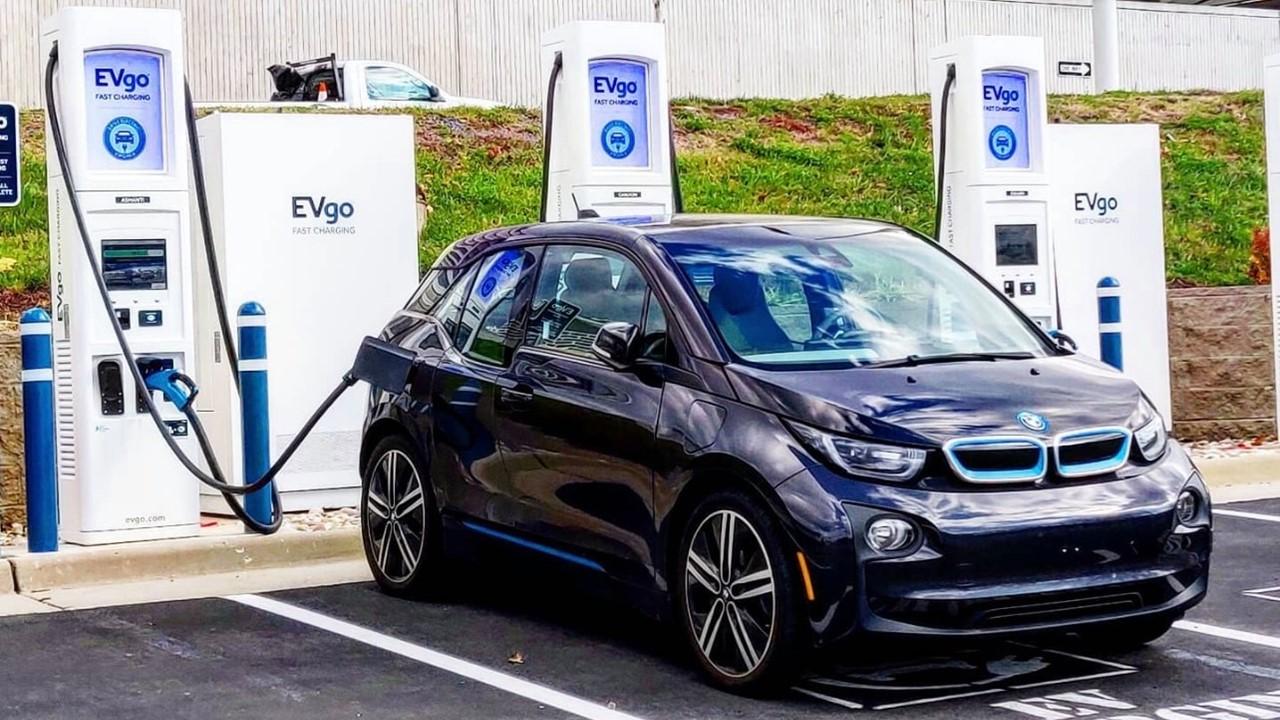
674 488 805 695
1076 614 1177 651
361 434 443 598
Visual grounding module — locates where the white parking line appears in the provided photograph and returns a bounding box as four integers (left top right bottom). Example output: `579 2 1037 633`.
793 686 864 710
1244 586 1280 603
1215 509 1280 523
794 644 1135 712
874 688 1005 710
1012 643 1138 672
228 594 646 720
1174 620 1280 650
1009 669 1137 691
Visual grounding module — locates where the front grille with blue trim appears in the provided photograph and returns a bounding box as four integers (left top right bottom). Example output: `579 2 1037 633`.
943 426 1134 484
943 436 1048 484
1054 427 1131 478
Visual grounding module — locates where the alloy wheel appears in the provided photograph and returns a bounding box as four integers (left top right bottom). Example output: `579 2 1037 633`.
365 449 428 583
684 509 777 679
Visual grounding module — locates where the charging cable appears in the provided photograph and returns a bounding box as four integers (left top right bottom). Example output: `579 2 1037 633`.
933 63 956 242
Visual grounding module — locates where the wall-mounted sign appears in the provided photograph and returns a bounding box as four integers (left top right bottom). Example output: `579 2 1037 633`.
1057 61 1093 78
83 49 166 172
0 103 18 207
588 58 650 169
982 70 1030 169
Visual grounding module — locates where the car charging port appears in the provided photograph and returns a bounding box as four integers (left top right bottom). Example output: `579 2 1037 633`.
350 336 419 395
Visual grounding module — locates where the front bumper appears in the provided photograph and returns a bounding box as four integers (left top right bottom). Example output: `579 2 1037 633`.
775 441 1211 644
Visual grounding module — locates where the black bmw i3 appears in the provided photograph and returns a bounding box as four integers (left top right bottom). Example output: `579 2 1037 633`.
358 215 1210 693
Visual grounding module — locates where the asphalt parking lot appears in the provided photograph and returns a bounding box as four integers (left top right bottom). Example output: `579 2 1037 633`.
4 499 1280 720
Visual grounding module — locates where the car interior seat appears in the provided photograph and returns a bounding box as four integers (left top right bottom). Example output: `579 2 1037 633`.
707 266 796 354
561 257 617 323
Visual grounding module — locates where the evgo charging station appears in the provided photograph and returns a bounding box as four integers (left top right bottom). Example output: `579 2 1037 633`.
42 7 201 543
39 5 418 543
540 21 678 221
931 34 1172 423
930 36 1056 331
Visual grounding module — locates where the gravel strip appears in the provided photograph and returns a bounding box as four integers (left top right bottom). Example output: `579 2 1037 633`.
1185 438 1280 461
284 507 360 533
1 523 25 548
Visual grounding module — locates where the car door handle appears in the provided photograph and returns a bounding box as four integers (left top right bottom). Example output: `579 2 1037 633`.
495 377 534 403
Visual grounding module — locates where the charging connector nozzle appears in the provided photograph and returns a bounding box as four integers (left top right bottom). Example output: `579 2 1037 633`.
141 365 199 410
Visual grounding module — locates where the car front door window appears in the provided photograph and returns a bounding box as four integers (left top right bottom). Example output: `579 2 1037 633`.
525 245 653 360
365 66 439 101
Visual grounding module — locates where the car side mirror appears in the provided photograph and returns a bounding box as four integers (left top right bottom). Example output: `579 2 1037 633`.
1048 329 1078 352
592 322 640 370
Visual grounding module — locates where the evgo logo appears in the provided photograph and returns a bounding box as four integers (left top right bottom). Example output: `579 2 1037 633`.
1072 191 1121 224
292 195 355 224
1075 192 1119 217
94 67 151 93
593 75 639 99
983 84 1020 105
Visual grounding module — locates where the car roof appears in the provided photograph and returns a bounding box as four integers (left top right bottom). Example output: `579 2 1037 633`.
431 214 909 269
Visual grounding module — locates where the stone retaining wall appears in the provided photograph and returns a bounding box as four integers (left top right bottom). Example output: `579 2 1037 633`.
0 287 1274 523
1167 286 1275 441
0 327 23 525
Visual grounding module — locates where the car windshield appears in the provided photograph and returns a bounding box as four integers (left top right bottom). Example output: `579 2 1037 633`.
661 228 1052 368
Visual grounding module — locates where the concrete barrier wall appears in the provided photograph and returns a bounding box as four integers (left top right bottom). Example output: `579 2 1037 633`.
0 287 1274 522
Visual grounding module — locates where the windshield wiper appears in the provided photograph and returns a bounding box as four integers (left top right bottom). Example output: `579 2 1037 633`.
863 351 1036 369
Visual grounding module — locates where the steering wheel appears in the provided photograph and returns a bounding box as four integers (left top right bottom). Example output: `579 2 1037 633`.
814 311 852 342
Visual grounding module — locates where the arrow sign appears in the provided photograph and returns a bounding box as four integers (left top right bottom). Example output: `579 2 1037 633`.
1057 61 1093 78
0 103 19 208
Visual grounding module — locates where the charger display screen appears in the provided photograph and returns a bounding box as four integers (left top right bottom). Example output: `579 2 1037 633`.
995 224 1038 266
84 49 166 172
102 238 167 290
588 58 650 169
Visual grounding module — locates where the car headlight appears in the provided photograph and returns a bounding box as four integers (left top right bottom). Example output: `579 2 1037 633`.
786 420 926 482
1130 397 1168 462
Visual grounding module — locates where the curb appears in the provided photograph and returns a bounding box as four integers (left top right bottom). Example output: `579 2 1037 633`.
1 559 14 594
8 528 362 594
1197 453 1280 503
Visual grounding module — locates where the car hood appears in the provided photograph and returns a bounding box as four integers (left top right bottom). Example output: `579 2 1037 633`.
727 354 1142 446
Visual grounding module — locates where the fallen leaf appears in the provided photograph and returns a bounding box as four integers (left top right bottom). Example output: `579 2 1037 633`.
507 651 525 665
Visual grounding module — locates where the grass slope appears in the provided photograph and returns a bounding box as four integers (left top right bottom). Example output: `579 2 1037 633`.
4 91 1265 294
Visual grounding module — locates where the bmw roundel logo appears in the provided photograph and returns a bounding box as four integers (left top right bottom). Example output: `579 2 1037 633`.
1016 411 1049 433
601 119 636 160
103 116 146 161
988 124 1016 161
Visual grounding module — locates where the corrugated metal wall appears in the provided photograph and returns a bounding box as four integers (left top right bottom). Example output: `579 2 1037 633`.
3 0 1278 108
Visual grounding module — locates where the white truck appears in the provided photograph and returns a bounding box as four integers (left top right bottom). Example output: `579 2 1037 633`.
261 54 502 109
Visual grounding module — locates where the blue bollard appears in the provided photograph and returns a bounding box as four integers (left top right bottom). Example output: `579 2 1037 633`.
238 302 274 528
1097 277 1123 371
20 308 57 552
